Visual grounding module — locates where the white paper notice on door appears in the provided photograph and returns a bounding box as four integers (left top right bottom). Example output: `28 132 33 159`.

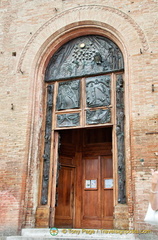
85 180 91 188
104 178 113 189
85 179 97 189
91 179 97 188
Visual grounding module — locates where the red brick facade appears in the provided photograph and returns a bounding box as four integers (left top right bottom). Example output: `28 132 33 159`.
0 0 158 236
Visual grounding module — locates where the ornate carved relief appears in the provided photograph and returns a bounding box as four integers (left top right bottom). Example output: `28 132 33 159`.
86 109 111 125
116 74 126 204
41 85 54 205
86 75 111 108
57 113 80 128
45 35 123 81
56 80 80 110
41 35 126 210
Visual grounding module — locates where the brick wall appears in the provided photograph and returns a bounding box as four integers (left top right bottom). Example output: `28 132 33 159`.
0 0 158 236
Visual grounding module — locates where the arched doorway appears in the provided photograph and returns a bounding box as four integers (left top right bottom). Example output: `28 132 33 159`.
36 35 125 229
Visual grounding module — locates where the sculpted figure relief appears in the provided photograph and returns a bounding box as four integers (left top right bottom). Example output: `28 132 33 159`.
57 113 80 127
41 85 54 205
45 35 124 81
56 80 80 110
86 75 111 108
116 75 125 203
86 109 111 125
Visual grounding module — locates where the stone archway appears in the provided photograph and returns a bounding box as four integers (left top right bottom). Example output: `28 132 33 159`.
18 5 149 230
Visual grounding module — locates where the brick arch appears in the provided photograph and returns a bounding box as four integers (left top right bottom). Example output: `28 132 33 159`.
21 6 140 229
17 5 149 74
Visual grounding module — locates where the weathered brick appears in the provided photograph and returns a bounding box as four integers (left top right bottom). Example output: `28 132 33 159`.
0 0 158 236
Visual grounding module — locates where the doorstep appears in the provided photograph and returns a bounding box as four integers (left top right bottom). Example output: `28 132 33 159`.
6 228 157 240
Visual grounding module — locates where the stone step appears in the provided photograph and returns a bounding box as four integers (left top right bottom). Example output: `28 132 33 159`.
6 228 157 240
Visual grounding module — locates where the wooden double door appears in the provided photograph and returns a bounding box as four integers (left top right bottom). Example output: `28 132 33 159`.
54 127 113 229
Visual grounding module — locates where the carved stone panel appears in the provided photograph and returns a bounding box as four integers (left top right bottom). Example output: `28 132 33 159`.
41 85 54 205
56 80 80 110
45 35 124 81
57 113 80 128
86 75 111 108
116 74 126 204
86 109 111 125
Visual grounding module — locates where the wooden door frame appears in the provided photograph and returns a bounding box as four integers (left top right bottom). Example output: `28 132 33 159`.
51 127 114 229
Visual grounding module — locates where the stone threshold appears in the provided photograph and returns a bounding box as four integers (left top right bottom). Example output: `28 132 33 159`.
5 228 158 240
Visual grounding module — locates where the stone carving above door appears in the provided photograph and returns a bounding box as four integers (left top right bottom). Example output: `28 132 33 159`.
57 113 80 128
86 75 111 108
86 109 111 125
56 80 80 110
45 35 124 81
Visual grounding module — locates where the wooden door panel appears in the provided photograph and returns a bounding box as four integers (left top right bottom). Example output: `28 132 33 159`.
54 129 76 228
102 156 113 178
55 166 75 228
102 190 113 217
59 156 73 165
102 218 113 229
84 158 99 178
83 191 100 218
83 143 112 157
81 154 113 229
82 157 101 226
101 155 113 228
81 219 102 229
